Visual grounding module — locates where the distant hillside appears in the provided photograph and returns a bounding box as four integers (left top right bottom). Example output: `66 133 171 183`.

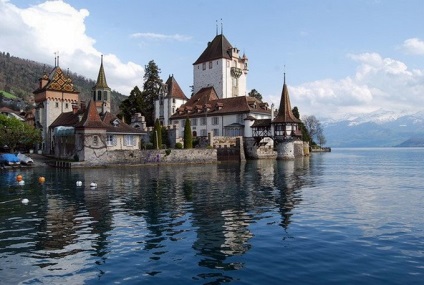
0 51 127 114
322 109 424 147
395 137 424 147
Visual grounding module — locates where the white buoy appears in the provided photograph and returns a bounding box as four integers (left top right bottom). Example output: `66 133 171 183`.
21 198 29 204
18 180 25 186
76 181 82 187
90 182 97 188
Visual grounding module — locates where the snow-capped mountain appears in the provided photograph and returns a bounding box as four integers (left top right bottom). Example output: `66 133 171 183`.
319 109 424 147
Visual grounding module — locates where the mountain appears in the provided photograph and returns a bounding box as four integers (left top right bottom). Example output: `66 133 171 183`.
0 51 127 114
321 109 424 147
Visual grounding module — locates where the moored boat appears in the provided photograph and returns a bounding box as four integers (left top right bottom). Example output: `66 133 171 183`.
0 153 21 167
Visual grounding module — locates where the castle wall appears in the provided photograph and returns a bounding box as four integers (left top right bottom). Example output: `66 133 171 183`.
61 148 217 168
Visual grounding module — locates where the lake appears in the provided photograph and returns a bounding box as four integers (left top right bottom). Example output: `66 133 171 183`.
1 148 423 284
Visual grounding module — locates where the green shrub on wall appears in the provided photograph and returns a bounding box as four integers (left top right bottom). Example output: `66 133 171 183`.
175 142 183 149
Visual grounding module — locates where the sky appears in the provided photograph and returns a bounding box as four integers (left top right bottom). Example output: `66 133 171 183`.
1 0 424 120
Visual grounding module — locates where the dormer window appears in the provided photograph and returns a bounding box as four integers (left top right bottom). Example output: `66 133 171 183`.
112 118 120 127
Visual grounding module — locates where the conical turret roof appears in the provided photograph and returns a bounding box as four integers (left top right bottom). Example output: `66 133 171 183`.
93 55 110 90
272 74 301 124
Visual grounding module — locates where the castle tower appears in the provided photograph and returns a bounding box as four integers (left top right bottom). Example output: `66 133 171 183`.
193 30 248 99
155 75 188 125
92 55 111 114
272 74 302 159
33 57 79 154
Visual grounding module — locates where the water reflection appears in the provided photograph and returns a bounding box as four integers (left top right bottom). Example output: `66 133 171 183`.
0 158 313 284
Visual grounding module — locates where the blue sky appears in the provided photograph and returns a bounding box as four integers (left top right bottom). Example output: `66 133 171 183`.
1 0 424 120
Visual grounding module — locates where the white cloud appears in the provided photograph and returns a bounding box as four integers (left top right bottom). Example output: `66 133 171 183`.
130 32 192 42
402 38 424 55
288 52 424 119
0 0 143 95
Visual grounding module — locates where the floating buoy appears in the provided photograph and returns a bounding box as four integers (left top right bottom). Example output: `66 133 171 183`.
38 176 46 184
90 182 97 188
16 175 23 182
76 181 82 187
21 198 29 204
18 180 25 186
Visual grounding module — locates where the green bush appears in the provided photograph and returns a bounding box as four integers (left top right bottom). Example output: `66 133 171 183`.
175 142 183 149
145 143 154 150
165 149 171 156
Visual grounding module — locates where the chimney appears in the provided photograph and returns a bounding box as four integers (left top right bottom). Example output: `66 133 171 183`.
72 103 79 114
80 101 86 112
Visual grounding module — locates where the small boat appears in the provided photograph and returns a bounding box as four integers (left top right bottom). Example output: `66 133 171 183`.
16 153 34 165
0 153 21 166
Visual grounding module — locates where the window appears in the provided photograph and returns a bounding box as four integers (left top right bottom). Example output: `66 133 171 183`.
106 135 116 146
213 128 219 136
237 114 244 124
202 63 206 70
93 135 99 146
55 102 59 108
65 103 69 109
97 90 102 101
192 118 197 126
200 117 206 125
103 91 108 101
212 117 219 125
124 135 134 146
209 61 212 69
200 129 207 136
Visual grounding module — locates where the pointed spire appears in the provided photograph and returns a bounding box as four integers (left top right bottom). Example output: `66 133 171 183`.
216 20 218 36
95 55 110 89
272 73 301 124
221 18 223 35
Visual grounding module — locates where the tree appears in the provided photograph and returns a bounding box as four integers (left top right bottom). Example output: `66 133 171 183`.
153 118 162 149
183 117 192 149
119 86 143 123
0 114 41 152
292 106 310 143
142 60 163 126
248 89 263 101
302 115 323 145
317 132 327 147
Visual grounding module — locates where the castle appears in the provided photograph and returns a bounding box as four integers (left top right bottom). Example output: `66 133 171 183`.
155 31 308 159
32 30 307 163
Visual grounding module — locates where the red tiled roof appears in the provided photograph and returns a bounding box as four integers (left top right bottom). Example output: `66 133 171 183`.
101 112 143 134
50 100 143 134
50 110 84 128
170 87 271 119
165 75 188 100
75 100 108 129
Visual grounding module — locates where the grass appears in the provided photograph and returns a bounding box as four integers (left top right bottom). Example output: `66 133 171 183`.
0 90 17 99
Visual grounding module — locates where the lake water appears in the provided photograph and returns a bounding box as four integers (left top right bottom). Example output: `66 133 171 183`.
1 148 423 284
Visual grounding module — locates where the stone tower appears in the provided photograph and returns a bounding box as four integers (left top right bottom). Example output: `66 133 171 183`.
272 74 302 159
193 31 248 99
33 57 79 154
92 55 111 114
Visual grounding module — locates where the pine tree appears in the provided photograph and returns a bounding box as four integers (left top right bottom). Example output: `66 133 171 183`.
154 118 162 149
183 117 192 149
142 60 162 126
119 86 143 123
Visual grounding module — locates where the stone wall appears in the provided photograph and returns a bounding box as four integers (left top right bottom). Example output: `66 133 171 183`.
68 148 217 168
